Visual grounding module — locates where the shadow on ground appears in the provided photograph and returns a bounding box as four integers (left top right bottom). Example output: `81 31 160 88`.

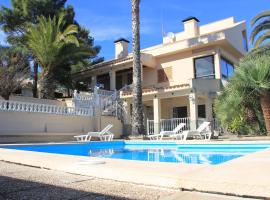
0 176 130 200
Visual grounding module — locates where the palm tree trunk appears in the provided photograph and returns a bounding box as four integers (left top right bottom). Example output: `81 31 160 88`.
40 72 55 99
33 61 38 98
131 0 145 135
260 90 270 135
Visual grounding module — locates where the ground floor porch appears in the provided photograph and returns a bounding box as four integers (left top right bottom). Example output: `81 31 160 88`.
122 88 216 135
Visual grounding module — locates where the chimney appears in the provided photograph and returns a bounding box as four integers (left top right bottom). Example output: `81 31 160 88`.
114 38 129 59
182 17 200 37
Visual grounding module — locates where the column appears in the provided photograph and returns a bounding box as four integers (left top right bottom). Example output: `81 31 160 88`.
189 93 198 130
91 75 97 91
214 48 221 79
153 98 161 134
109 70 116 91
205 96 213 121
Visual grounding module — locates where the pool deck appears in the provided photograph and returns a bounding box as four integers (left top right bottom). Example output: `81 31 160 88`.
0 140 270 198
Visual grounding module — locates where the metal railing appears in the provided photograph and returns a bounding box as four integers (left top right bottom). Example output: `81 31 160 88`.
0 100 94 117
147 117 222 135
160 117 190 131
147 117 190 135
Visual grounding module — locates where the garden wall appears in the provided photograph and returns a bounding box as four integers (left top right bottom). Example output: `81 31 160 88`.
0 111 122 143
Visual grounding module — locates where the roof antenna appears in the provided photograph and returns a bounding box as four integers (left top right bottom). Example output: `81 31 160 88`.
160 0 166 37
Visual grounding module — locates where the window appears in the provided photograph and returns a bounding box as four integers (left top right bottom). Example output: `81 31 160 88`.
127 73 133 85
194 55 215 79
198 105 206 118
173 107 188 118
158 69 168 83
97 74 110 90
221 57 234 80
116 74 123 90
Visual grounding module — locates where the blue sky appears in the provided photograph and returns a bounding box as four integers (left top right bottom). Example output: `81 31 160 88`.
0 0 269 59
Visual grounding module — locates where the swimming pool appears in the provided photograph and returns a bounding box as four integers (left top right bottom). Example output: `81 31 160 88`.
2 141 270 165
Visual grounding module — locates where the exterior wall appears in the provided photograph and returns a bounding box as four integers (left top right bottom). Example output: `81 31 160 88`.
141 47 221 88
199 17 235 35
142 67 157 87
143 96 206 120
224 22 247 55
0 111 95 135
160 96 205 119
157 51 194 87
0 112 123 143
99 116 123 139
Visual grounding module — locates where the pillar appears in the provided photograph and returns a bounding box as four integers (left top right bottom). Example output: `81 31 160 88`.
109 70 116 91
91 76 97 91
153 98 161 134
214 48 221 79
205 96 213 121
189 93 198 130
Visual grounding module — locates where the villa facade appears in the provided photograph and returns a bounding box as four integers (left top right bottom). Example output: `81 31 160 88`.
73 16 247 134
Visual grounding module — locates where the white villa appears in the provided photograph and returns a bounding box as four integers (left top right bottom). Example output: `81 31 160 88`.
73 16 247 135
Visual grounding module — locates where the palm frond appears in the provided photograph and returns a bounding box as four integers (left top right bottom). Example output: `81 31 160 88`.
254 30 270 48
62 24 78 36
251 10 270 26
250 20 270 44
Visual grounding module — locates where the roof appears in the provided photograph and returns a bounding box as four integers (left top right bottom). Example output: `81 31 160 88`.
182 16 200 23
114 38 130 43
72 56 133 77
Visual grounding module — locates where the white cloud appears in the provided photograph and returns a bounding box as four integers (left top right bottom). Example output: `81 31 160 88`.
91 26 131 41
80 13 156 42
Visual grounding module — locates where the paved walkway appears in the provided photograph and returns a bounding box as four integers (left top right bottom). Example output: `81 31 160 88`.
0 161 260 200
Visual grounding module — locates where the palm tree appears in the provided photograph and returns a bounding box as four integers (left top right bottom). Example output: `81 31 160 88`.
236 55 270 135
216 51 270 136
26 13 80 99
251 10 270 48
131 0 145 135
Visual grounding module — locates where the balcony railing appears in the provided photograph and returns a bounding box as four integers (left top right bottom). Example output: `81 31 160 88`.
0 100 94 117
147 117 222 135
147 117 190 135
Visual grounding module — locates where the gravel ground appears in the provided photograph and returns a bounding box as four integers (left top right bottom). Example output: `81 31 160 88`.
0 161 259 200
0 161 175 200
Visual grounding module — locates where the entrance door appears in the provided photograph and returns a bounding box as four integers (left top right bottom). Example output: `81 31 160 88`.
173 106 188 118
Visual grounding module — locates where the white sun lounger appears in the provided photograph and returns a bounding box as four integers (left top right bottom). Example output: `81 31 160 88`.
182 121 211 140
147 123 186 140
74 124 114 142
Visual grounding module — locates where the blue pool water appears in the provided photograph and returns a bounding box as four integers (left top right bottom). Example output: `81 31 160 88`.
2 142 270 165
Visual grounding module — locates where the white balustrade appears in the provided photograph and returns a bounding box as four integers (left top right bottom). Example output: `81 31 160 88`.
0 100 93 117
